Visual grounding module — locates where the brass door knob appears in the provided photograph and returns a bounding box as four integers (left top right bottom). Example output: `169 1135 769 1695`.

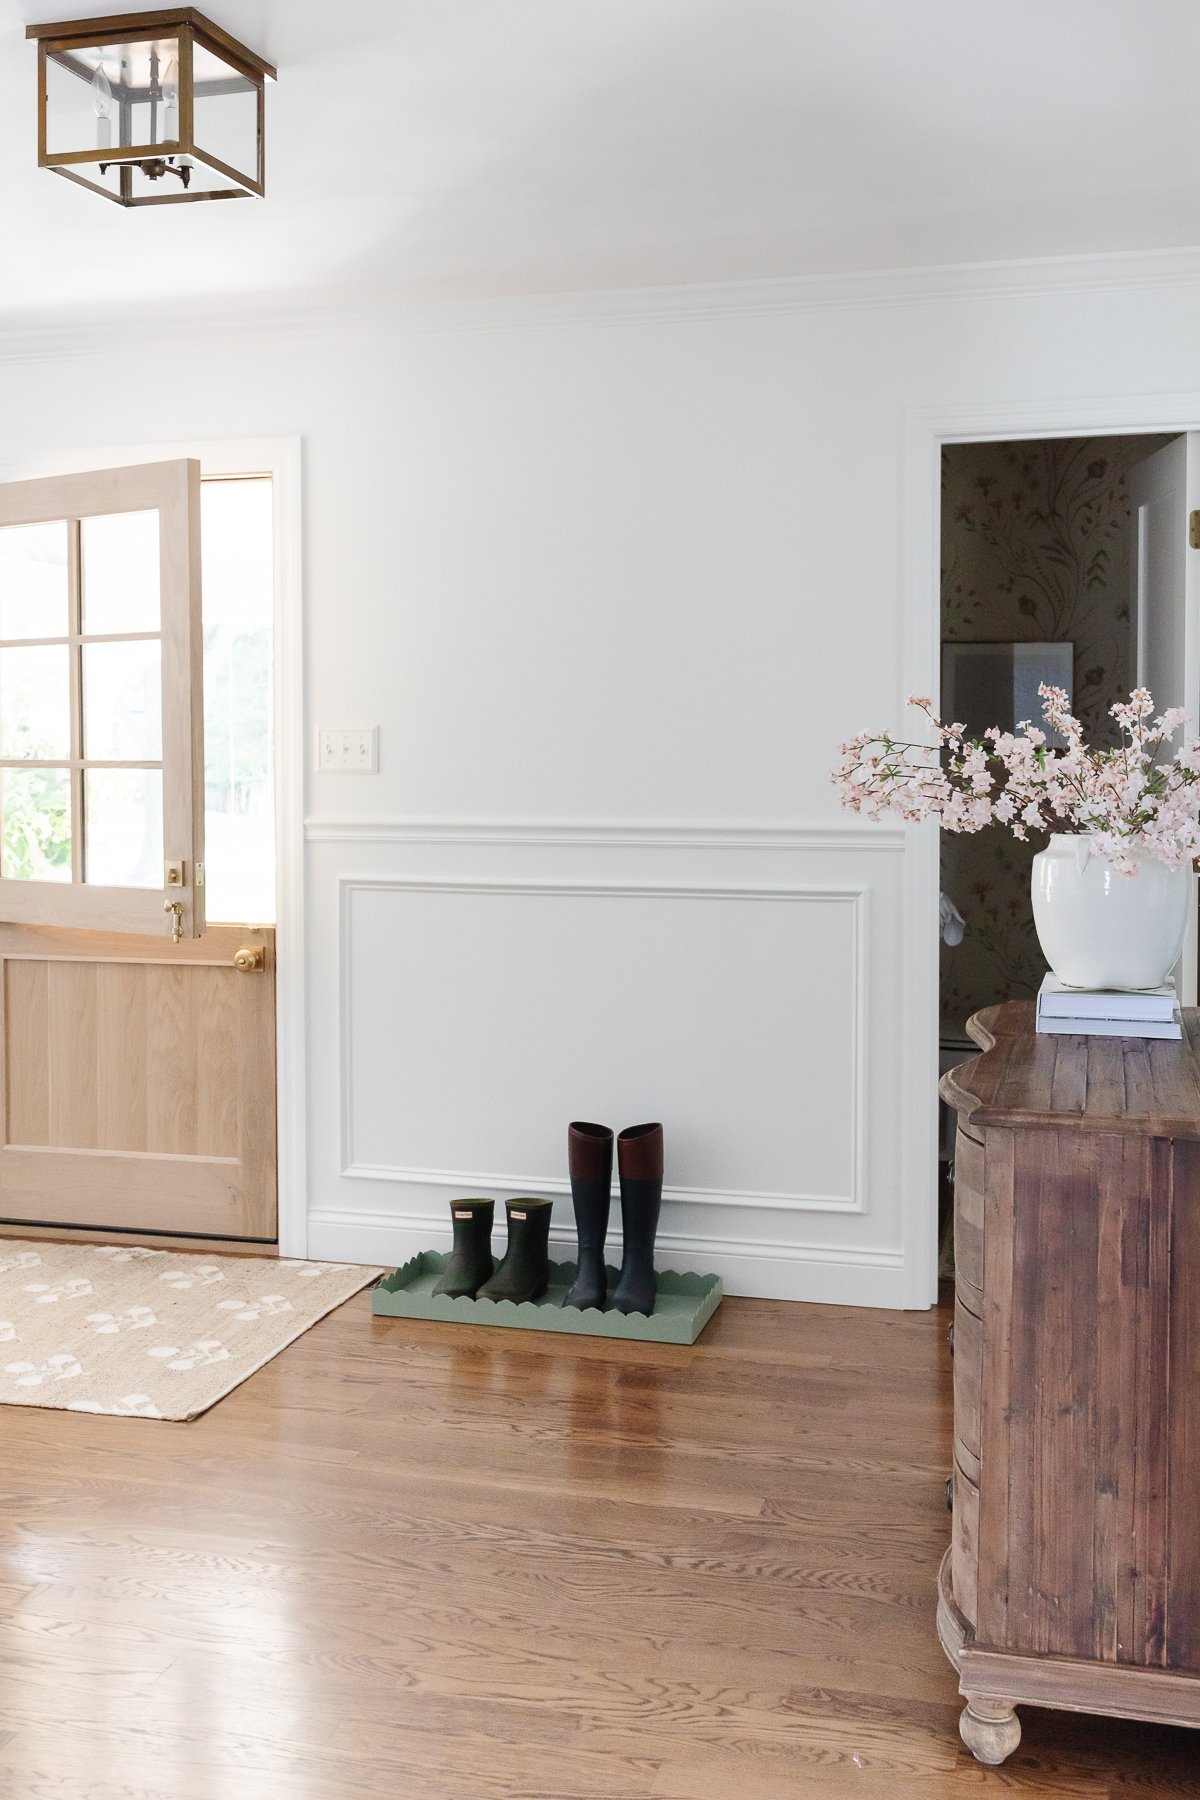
233 947 264 972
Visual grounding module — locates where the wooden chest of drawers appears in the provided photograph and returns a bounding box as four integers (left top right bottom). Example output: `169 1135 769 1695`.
939 1002 1200 1765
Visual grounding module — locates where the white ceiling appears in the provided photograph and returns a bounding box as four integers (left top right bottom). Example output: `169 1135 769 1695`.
3 0 1200 329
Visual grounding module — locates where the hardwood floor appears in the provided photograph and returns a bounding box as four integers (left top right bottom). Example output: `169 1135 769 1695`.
1 1286 1197 1798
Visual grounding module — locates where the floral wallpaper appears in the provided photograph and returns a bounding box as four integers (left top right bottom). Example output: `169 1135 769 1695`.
939 434 1173 1037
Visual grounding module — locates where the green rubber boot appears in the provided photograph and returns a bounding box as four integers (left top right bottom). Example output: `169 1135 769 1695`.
432 1198 495 1298
477 1198 553 1302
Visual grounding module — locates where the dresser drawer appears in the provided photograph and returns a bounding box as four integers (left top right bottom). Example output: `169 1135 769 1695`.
953 1294 982 1485
951 1456 979 1629
953 1126 985 1294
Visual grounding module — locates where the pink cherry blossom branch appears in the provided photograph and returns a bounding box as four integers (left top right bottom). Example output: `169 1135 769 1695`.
832 685 1200 872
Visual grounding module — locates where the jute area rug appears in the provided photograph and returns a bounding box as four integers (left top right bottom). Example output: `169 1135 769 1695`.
0 1240 381 1421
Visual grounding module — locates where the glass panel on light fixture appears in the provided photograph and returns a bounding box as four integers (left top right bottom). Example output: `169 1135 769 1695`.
123 38 183 146
80 510 160 635
43 50 125 196
0 768 72 882
0 522 69 640
83 640 162 761
46 45 116 154
192 39 258 185
85 767 162 887
46 40 181 150
0 646 71 760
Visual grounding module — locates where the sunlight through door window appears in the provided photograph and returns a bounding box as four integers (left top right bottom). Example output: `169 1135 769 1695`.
201 476 274 924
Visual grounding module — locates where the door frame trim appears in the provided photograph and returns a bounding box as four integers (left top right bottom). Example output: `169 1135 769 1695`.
0 435 306 1256
903 392 1200 1309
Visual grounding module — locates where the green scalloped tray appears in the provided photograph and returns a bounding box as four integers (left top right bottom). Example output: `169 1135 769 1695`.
372 1253 722 1344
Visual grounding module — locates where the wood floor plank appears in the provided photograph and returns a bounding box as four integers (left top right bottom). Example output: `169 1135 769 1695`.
0 1285 1195 1796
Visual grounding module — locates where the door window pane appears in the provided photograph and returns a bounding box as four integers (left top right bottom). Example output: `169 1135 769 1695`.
0 645 71 759
81 510 160 635
202 478 274 922
85 769 162 888
0 522 69 640
83 640 162 761
1 768 71 881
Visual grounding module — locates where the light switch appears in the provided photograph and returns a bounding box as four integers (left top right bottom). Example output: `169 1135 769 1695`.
318 727 378 772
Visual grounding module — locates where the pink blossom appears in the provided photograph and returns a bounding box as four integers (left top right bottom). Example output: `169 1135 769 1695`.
831 687 1200 874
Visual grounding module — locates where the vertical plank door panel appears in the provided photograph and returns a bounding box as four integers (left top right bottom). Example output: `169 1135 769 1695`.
0 924 275 1241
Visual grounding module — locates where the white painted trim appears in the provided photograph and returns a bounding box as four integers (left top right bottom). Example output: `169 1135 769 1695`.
6 245 1200 359
342 1163 850 1213
307 1206 906 1307
265 441 307 1259
0 435 307 1257
911 391 1200 443
339 875 862 900
338 874 869 1215
305 816 904 850
900 391 1200 1309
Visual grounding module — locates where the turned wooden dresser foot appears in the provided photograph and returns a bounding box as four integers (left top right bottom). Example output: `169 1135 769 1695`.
959 1696 1021 1766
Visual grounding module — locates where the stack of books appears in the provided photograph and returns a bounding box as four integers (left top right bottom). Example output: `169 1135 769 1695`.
1036 974 1182 1040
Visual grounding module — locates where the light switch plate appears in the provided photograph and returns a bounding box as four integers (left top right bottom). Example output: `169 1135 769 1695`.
318 727 378 772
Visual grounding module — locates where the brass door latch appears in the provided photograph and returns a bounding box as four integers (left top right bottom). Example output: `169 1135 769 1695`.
163 899 184 944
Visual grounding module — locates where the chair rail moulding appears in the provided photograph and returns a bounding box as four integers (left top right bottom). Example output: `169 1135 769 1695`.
305 817 906 850
338 1164 859 1213
336 875 871 1216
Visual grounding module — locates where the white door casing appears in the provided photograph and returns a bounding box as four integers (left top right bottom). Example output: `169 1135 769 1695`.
0 438 305 1257
908 397 1200 1309
1131 431 1200 1003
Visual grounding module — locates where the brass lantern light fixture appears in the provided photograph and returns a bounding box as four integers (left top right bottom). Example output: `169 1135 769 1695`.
27 8 276 206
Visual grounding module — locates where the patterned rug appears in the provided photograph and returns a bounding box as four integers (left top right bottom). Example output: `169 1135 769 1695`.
0 1241 381 1420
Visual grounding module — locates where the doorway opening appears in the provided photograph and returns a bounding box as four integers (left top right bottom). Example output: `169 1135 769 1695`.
936 430 1185 1263
0 444 302 1254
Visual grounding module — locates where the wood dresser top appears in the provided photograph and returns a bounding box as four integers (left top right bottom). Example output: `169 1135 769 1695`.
940 999 1200 1139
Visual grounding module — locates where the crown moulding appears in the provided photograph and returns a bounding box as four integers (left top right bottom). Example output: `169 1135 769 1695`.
4 244 1200 363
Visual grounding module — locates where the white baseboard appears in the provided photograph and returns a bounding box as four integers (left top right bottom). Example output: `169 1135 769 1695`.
307 1207 910 1309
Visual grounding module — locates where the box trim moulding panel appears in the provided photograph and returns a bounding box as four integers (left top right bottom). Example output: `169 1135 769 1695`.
337 874 870 1215
307 817 905 851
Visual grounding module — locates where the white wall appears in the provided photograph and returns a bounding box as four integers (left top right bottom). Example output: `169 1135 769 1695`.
6 254 1200 1305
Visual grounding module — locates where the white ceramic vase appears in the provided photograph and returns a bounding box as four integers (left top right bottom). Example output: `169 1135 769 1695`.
1031 833 1194 991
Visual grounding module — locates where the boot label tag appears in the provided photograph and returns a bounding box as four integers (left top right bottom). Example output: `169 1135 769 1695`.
453 1210 474 1220
511 1210 527 1220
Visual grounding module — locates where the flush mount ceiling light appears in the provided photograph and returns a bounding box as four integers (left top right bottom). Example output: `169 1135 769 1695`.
26 8 276 206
